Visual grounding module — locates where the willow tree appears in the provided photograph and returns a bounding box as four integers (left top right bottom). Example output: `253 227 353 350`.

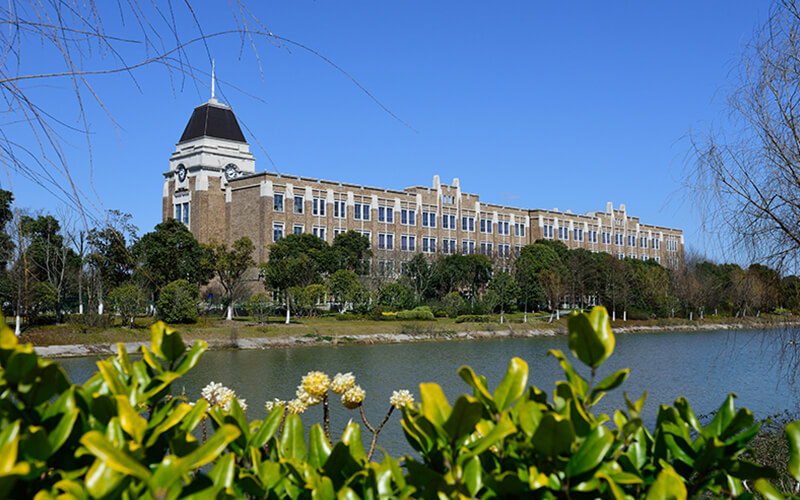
688 0 800 270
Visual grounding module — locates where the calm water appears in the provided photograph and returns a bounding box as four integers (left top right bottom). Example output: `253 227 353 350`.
57 327 800 458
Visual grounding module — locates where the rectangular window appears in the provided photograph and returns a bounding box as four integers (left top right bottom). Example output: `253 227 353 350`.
273 223 284 242
655 256 661 264
480 241 493 256
294 196 304 214
615 233 622 246
500 221 509 235
401 234 416 252
312 198 326 216
378 233 394 250
334 200 346 219
293 224 304 235
422 236 436 253
378 260 394 277
175 204 182 222
273 193 284 212
422 211 436 228
462 216 475 232
378 206 394 223
334 227 347 237
514 223 526 237
442 239 456 254
354 203 371 221
498 244 510 257
514 245 522 256
401 209 416 226
462 240 475 254
313 225 326 241
558 227 569 240
442 214 456 229
544 224 554 239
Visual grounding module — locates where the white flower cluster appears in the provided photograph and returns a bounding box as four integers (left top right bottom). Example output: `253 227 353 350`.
264 398 285 412
342 385 366 409
389 389 414 409
200 381 247 412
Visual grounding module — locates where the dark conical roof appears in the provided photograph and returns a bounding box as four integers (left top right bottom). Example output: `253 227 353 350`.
179 100 246 143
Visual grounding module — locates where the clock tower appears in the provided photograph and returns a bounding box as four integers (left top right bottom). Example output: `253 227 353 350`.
162 96 255 244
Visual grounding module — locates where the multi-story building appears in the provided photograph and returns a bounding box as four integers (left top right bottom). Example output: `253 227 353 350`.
163 98 684 274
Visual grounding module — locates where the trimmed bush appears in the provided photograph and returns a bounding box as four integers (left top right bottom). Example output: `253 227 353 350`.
247 292 273 324
397 306 435 320
156 279 199 323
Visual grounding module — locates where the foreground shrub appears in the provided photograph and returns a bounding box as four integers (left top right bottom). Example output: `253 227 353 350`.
1 307 799 498
156 279 199 323
396 305 435 320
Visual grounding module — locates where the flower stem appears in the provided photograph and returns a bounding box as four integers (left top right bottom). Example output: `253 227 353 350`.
323 392 331 442
361 405 395 461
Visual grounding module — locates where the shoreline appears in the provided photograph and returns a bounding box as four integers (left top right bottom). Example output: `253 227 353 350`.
33 319 800 359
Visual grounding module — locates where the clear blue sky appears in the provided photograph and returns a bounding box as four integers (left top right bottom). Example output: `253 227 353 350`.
4 1 773 262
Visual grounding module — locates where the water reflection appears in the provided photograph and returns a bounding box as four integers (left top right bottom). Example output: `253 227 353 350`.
57 328 800 458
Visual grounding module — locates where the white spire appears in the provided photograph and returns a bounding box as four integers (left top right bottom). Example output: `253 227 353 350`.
211 59 216 101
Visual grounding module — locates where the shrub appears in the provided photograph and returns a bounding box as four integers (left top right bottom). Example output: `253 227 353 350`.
107 283 147 327
455 314 494 323
246 292 273 324
156 279 199 323
369 305 394 320
0 307 796 498
396 306 435 320
443 291 465 317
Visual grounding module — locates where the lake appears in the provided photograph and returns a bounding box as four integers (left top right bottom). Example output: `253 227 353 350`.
56 327 800 458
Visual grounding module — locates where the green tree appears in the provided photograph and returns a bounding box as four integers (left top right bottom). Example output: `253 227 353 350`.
133 219 214 295
107 283 146 327
331 230 372 274
328 269 368 313
156 279 199 324
247 292 274 324
487 271 519 323
515 243 562 320
259 234 329 324
404 253 434 303
87 210 138 311
377 282 413 310
208 237 256 321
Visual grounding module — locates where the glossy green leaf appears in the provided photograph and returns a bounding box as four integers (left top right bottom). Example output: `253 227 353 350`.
250 406 285 448
337 487 359 500
565 425 613 477
341 421 366 462
674 397 701 432
549 349 589 397
308 424 332 469
419 383 451 428
174 423 241 475
754 478 786 500
493 357 528 410
47 408 78 453
145 402 193 447
517 400 543 437
470 414 516 455
116 343 133 375
592 368 629 397
786 421 800 481
79 431 150 480
443 395 482 443
568 306 615 368
457 365 494 405
84 459 121 499
175 340 207 374
114 395 147 443
532 413 574 457
96 360 128 396
705 393 736 438
0 437 30 477
281 414 306 460
209 453 236 490
463 455 482 497
0 317 16 349
645 468 686 500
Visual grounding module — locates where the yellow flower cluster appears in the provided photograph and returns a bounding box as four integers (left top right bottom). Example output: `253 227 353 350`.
296 387 322 407
301 371 330 397
286 399 307 415
389 389 414 409
342 385 366 409
330 372 355 394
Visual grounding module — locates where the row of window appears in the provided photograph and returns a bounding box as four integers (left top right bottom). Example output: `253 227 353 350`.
543 224 668 249
174 202 189 225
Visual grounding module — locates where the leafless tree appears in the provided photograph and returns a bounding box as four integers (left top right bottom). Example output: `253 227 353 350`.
687 0 800 271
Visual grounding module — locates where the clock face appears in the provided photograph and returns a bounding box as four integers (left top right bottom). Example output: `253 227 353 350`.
224 163 240 181
176 164 187 182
